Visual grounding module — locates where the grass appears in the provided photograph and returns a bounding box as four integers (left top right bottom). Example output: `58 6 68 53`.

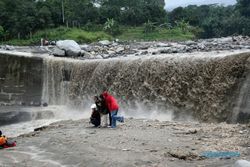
2 26 195 46
3 27 112 46
117 26 195 41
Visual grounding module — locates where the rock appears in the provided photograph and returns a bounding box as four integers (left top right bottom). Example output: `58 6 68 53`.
234 160 250 167
4 45 15 50
150 149 158 152
112 42 119 46
138 46 149 50
156 42 170 47
172 48 178 53
56 40 81 57
159 49 171 54
185 40 197 46
102 54 111 59
186 129 198 134
217 37 233 43
80 44 91 52
115 47 124 53
140 51 148 55
52 47 65 57
107 50 116 55
99 40 111 46
43 102 48 107
34 125 49 132
198 43 206 50
95 55 103 59
167 149 199 160
80 50 94 59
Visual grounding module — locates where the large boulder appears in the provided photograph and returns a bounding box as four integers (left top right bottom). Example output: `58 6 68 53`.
234 160 250 167
56 40 81 57
1 45 15 50
51 47 65 57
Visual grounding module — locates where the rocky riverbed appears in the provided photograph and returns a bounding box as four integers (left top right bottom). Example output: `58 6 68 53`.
78 36 250 59
1 36 250 59
0 119 249 167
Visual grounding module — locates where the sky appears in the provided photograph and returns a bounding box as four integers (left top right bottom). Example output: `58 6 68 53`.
164 0 237 10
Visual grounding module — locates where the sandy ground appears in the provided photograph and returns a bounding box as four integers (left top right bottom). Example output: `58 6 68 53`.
0 119 249 167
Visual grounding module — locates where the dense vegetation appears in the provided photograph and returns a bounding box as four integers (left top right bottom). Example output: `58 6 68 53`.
0 0 249 44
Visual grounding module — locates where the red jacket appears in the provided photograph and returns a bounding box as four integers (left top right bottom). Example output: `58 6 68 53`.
102 92 119 112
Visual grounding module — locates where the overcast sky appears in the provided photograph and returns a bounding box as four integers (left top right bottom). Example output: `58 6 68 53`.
165 0 237 10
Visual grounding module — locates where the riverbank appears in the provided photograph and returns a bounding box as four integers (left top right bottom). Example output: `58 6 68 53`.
0 119 249 167
1 36 250 60
1 26 194 46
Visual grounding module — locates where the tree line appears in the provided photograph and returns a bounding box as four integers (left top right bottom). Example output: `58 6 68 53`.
0 0 249 41
170 0 250 38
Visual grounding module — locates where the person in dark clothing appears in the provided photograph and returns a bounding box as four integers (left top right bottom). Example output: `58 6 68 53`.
89 104 101 127
94 95 111 127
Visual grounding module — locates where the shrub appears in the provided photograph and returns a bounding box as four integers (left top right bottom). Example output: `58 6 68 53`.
143 20 156 34
175 20 191 34
103 18 121 36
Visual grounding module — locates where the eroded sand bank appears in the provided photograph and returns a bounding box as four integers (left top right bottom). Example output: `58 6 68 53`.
0 119 249 167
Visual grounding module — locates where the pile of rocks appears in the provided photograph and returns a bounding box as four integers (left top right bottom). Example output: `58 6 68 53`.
1 36 250 59
77 36 250 59
0 45 15 51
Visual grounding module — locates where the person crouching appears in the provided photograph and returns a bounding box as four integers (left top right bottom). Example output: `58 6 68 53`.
89 104 101 127
0 131 16 148
94 95 111 127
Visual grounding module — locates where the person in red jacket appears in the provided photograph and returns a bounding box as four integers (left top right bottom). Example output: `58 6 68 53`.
102 91 124 128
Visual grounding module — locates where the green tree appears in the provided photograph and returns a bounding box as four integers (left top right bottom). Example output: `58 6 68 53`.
169 7 186 24
103 18 120 36
15 1 37 39
100 0 167 26
80 3 100 25
236 0 250 17
0 25 4 40
37 6 54 29
99 6 121 23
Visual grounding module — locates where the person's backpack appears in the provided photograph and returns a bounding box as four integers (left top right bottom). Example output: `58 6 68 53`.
90 117 100 127
90 109 101 127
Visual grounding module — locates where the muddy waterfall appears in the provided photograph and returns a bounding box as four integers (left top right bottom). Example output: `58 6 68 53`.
1 52 250 123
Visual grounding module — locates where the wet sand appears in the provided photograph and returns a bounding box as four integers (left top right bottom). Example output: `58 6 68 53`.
0 119 249 167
